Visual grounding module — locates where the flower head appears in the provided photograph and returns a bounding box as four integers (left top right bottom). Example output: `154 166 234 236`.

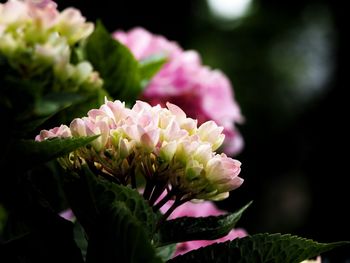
0 0 101 89
37 99 243 202
114 27 244 155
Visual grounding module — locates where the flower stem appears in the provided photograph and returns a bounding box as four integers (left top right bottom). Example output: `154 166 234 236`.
152 188 176 211
148 183 167 206
130 172 136 189
87 162 120 184
143 180 154 200
156 195 192 228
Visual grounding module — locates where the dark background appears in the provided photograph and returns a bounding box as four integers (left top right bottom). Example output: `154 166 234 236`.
31 0 350 261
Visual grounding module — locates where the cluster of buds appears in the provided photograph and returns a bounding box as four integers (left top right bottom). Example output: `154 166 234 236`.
0 0 102 90
36 99 243 214
114 28 244 155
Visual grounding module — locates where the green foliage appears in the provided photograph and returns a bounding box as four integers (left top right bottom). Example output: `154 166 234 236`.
73 221 88 261
85 21 142 104
65 164 157 236
41 88 107 132
168 233 349 263
86 201 162 263
73 164 158 236
63 164 161 262
0 52 105 136
35 92 85 117
13 136 99 168
156 244 177 262
91 177 158 237
0 53 52 130
139 55 167 87
158 201 252 246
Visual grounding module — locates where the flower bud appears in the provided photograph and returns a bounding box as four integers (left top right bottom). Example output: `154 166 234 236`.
35 125 71 141
159 141 177 162
197 121 225 151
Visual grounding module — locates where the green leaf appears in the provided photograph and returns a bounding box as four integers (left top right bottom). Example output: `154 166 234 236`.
35 92 84 117
158 201 252 246
139 55 167 87
14 136 99 167
73 221 88 261
86 200 162 263
63 165 162 262
156 244 177 262
39 88 107 131
85 21 142 103
62 169 99 239
63 164 158 239
83 164 158 237
168 233 350 263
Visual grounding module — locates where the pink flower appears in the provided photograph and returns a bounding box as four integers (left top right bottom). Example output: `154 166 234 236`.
35 124 71 141
37 99 243 201
59 209 75 222
114 27 244 156
29 0 54 9
160 201 247 257
113 27 182 60
204 153 243 200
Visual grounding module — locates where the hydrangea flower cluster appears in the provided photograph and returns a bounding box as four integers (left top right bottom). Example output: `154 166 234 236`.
114 28 244 155
36 99 243 209
0 0 102 89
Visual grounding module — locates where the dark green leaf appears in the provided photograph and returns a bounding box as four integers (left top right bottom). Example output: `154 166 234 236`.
17 114 56 136
40 88 107 130
35 92 84 116
139 55 167 87
83 164 158 236
85 21 142 103
14 136 99 167
63 164 158 239
86 201 162 263
63 165 161 262
158 201 252 246
73 221 88 261
62 168 99 239
0 51 106 136
168 233 350 263
0 53 54 118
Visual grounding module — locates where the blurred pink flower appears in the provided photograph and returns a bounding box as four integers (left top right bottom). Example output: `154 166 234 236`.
113 27 182 60
114 28 244 155
59 209 75 222
160 200 247 257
